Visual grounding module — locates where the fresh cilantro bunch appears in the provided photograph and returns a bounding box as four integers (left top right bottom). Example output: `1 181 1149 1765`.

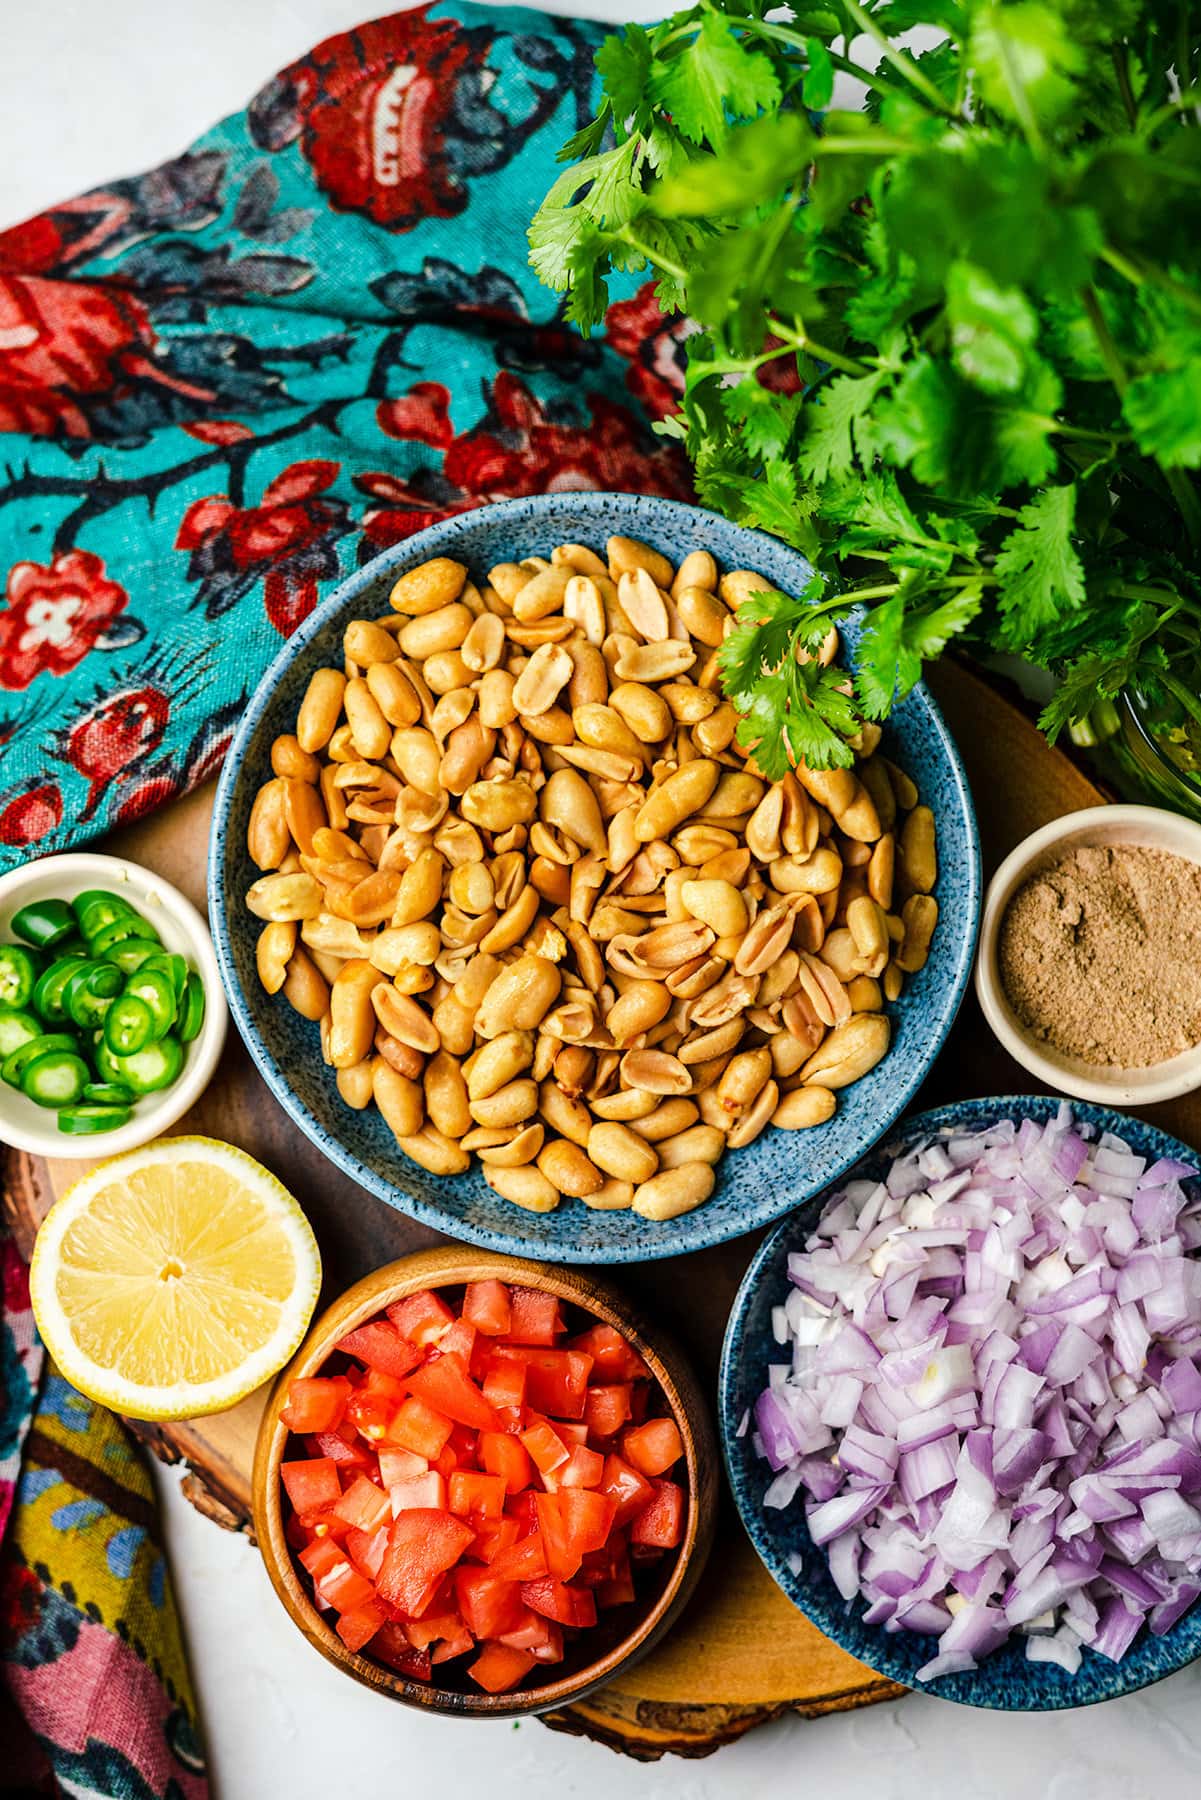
529 0 1201 776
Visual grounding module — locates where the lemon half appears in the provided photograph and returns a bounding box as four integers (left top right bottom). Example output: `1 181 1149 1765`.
31 1137 321 1421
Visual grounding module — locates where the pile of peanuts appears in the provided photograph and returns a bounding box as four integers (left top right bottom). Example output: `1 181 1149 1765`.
244 535 939 1223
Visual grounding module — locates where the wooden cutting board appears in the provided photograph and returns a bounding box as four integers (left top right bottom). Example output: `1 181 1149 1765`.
8 659 1200 1760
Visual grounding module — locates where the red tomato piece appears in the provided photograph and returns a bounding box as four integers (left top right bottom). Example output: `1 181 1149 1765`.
332 1475 391 1536
534 1493 583 1581
386 1289 454 1345
446 1423 479 1464
404 1609 464 1650
491 1347 593 1419
310 1429 375 1474
335 1321 424 1379
506 1287 564 1346
280 1457 341 1518
389 1472 447 1515
557 1444 605 1490
432 1628 474 1664
298 1536 343 1583
597 1569 637 1608
389 1396 454 1460
489 1531 549 1584
583 1383 632 1440
319 1556 377 1615
281 1376 351 1434
472 1516 521 1565
448 1470 506 1521
479 1430 534 1496
600 1454 655 1527
482 1361 526 1412
630 1479 684 1549
344 1524 390 1582
530 1622 565 1663
369 1623 433 1681
463 1279 512 1337
376 1510 475 1618
568 1323 650 1382
407 1353 498 1431
455 1565 526 1638
520 1578 598 1629
520 1419 569 1476
438 1318 477 1363
622 1417 684 1478
469 1642 535 1694
377 1448 428 1486
336 1599 387 1653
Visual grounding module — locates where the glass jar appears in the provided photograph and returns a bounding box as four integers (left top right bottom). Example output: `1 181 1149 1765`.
1109 686 1201 823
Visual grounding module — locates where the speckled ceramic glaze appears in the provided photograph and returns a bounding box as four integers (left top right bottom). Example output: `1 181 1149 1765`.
720 1095 1201 1708
208 493 980 1263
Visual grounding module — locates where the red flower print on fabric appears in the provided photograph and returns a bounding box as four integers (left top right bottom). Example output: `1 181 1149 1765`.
0 275 160 438
0 550 128 692
0 780 62 847
604 284 691 421
176 459 350 635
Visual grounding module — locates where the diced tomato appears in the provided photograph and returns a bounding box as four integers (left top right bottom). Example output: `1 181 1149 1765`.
490 1346 593 1419
557 1445 605 1490
345 1524 390 1581
473 1516 520 1565
530 1622 565 1663
506 1287 564 1346
369 1623 433 1681
298 1536 343 1583
432 1628 474 1664
490 1531 549 1583
280 1457 341 1518
535 1489 616 1582
479 1430 533 1496
449 1470 506 1521
404 1608 464 1650
390 1472 447 1515
318 1556 377 1614
505 1491 539 1535
597 1569 637 1608
335 1320 424 1379
470 1642 535 1694
438 1318 477 1363
601 1454 655 1527
463 1279 512 1337
376 1510 476 1618
447 1424 479 1464
346 1374 407 1445
389 1397 453 1460
377 1448 428 1486
482 1361 526 1412
630 1479 684 1549
520 1578 598 1629
552 1420 590 1446
386 1289 454 1345
583 1383 632 1440
534 1493 582 1581
520 1419 569 1476
310 1429 375 1474
407 1353 498 1431
281 1376 351 1434
623 1417 684 1478
568 1323 650 1382
336 1599 387 1652
455 1565 526 1638
332 1475 391 1536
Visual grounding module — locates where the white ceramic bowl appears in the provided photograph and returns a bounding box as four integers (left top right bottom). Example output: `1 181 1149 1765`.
0 851 227 1157
975 804 1201 1105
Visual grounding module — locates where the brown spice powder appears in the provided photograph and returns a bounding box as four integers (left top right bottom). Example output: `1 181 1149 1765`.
998 842 1201 1068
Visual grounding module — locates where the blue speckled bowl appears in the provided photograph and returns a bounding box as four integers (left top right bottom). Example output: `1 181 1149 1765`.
208 493 980 1263
720 1095 1201 1708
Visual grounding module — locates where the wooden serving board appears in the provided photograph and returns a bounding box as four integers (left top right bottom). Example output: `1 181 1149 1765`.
8 659 1201 1760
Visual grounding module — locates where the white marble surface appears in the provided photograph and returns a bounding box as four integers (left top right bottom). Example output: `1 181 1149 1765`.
5 3 1201 1794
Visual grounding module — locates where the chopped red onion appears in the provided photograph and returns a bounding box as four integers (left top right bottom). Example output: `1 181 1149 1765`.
753 1105 1201 1681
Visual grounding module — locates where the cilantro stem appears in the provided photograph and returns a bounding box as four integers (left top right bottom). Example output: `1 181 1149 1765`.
735 17 922 109
1100 246 1201 319
1161 672 1201 728
1112 47 1139 129
840 0 962 119
766 316 871 377
846 576 998 600
617 228 687 283
992 31 1046 155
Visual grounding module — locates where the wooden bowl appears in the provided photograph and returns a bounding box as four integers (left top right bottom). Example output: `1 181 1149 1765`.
252 1246 717 1718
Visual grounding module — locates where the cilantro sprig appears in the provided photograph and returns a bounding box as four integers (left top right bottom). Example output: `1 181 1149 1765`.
530 0 1201 769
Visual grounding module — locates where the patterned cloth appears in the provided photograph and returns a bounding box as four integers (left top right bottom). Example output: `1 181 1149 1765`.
0 3 688 1789
0 0 689 868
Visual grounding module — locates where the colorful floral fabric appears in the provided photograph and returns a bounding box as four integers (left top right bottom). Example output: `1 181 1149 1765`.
0 0 688 865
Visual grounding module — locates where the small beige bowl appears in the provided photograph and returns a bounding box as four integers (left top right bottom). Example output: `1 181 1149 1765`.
975 804 1201 1105
0 851 228 1157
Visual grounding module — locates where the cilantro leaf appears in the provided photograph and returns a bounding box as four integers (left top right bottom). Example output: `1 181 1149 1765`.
794 370 889 482
1123 358 1201 468
856 583 983 718
721 381 804 461
595 27 652 128
970 3 1084 126
945 261 1039 395
803 37 835 110
650 15 781 147
994 485 1086 644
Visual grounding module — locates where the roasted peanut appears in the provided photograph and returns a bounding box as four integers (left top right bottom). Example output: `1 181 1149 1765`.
632 1162 716 1220
389 557 467 615
900 805 937 893
484 1163 559 1212
772 1085 837 1129
587 1121 659 1184
256 921 296 995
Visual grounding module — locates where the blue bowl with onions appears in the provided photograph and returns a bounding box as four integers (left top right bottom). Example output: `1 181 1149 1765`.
209 491 979 1264
720 1096 1201 1708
